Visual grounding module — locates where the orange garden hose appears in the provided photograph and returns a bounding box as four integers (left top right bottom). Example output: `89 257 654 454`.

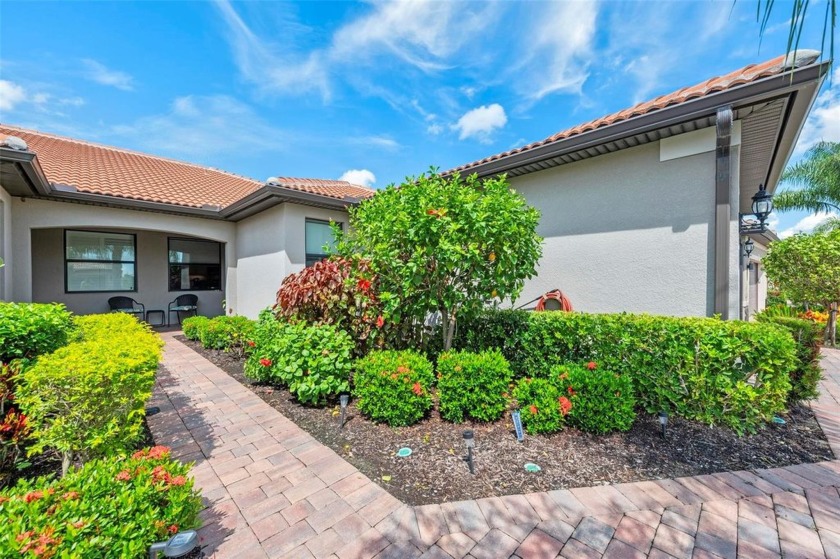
535 289 573 312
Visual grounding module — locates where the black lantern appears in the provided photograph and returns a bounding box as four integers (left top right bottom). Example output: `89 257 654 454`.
463 430 475 475
751 183 773 223
743 238 754 259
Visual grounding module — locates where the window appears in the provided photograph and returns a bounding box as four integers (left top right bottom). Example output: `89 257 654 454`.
65 230 136 292
169 238 222 291
305 219 341 267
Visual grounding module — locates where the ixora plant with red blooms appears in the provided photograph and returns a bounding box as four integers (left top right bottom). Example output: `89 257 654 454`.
353 350 436 427
335 169 542 351
0 446 202 558
274 256 391 355
512 377 572 435
554 363 637 434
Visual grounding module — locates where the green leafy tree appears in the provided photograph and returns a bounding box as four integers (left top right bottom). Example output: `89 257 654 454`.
336 169 542 351
763 229 840 346
775 141 840 233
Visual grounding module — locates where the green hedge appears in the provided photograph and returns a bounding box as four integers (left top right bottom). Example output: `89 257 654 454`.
181 316 210 341
756 315 823 403
18 314 162 472
0 446 201 558
0 303 74 363
456 310 797 433
437 350 512 423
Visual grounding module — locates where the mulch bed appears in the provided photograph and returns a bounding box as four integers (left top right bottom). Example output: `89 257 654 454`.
178 336 835 506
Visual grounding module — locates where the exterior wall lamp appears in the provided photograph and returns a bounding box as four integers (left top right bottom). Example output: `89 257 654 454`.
739 184 774 234
743 238 755 259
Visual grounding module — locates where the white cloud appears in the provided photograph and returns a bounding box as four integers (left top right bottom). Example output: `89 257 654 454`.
339 169 376 187
426 123 443 135
795 69 840 154
0 80 26 111
111 94 285 158
348 135 400 151
453 104 507 142
779 211 839 238
81 59 134 91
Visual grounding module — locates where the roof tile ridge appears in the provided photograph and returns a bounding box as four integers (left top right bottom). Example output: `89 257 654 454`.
271 175 375 192
0 123 263 186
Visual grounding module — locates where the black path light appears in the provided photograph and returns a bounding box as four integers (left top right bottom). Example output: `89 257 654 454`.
339 394 349 429
740 184 775 234
658 411 669 439
149 529 199 558
463 430 475 475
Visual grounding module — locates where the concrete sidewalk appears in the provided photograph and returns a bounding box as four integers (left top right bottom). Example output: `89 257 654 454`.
147 333 840 558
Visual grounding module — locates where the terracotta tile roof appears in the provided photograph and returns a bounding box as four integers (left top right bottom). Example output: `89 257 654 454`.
0 125 373 209
451 54 790 174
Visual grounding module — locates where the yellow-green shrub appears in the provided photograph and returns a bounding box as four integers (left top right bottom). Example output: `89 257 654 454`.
18 314 162 474
0 302 74 363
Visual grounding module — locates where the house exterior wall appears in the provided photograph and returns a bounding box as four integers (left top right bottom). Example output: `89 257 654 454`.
10 198 236 316
508 140 738 317
30 228 226 317
234 202 349 318
0 185 12 301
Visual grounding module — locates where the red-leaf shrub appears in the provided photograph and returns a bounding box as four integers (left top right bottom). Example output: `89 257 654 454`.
274 257 386 355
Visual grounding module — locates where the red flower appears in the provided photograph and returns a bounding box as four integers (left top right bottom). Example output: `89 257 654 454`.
412 382 423 396
168 524 179 535
170 475 187 486
260 358 272 367
587 361 597 370
357 278 372 292
147 446 170 459
529 405 538 415
246 340 256 347
376 315 385 328
115 470 131 482
24 491 44 503
567 386 575 396
396 366 408 374
558 396 572 416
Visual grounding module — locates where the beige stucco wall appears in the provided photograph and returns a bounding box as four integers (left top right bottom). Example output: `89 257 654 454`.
508 140 740 317
0 185 12 301
234 203 348 319
11 198 236 316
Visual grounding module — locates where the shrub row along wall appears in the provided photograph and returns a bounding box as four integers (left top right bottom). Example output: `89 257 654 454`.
455 310 798 433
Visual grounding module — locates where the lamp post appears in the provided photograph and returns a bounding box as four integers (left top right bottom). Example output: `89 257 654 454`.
463 430 475 475
339 394 349 429
658 411 668 439
740 237 755 320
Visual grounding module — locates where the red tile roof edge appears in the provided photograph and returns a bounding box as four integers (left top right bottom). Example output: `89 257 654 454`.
449 54 798 174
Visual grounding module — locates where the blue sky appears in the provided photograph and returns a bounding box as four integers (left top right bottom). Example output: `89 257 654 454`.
0 1 837 235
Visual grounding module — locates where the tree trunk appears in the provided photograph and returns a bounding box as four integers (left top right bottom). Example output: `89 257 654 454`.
61 451 72 478
441 308 457 351
827 302 838 347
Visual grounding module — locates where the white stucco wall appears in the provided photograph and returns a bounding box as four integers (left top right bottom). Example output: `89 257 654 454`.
0 185 12 301
10 198 236 315
234 203 349 319
508 140 732 317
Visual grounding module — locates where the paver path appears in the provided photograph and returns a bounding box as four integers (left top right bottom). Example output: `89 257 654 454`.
148 333 840 558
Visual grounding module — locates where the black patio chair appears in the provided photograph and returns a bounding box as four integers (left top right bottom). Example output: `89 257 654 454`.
168 294 198 325
108 296 145 318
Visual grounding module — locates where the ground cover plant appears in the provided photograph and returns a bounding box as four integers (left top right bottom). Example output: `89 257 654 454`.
0 445 202 558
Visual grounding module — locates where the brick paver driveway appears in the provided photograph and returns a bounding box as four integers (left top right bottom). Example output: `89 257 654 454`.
148 333 840 558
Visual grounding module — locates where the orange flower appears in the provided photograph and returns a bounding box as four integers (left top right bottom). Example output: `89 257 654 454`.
529 405 538 415
260 358 273 367
62 492 79 500
170 475 187 486
587 361 597 370
24 490 44 503
412 382 423 396
246 340 256 347
376 315 385 328
147 446 170 459
115 470 131 482
558 396 572 416
168 524 179 534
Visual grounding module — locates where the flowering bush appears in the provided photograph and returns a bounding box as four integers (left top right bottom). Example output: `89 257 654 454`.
554 363 636 433
512 377 570 435
353 350 435 426
437 350 512 423
181 315 210 341
0 446 202 558
244 315 353 405
18 314 162 475
801 309 829 324
274 257 389 356
0 302 74 363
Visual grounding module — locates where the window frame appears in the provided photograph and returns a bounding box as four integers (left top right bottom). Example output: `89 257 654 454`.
167 237 223 292
64 229 138 294
305 218 342 267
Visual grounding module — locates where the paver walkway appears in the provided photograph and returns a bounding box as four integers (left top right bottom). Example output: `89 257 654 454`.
148 333 840 558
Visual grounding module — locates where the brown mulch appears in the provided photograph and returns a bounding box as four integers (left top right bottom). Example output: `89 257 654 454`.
178 336 835 506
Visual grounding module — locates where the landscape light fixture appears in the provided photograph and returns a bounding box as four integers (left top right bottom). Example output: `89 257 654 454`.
463 430 475 475
658 411 668 439
339 394 349 429
743 238 754 259
148 529 199 559
739 184 775 234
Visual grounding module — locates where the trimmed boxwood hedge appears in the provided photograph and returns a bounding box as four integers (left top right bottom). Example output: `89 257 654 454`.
455 310 797 433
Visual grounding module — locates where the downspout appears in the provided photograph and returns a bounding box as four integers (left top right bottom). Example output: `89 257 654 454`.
714 106 732 319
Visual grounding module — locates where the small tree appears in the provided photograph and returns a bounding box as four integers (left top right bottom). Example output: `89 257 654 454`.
764 229 840 346
336 169 542 351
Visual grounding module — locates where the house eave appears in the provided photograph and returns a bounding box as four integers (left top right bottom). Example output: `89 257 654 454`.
220 185 360 221
450 61 831 180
